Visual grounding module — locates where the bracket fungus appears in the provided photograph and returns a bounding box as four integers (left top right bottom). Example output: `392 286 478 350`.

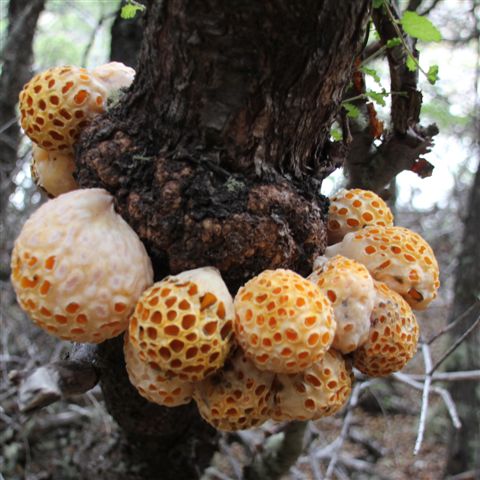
234 269 336 374
124 334 193 406
11 188 153 343
193 349 274 432
327 189 394 244
19 62 134 153
272 349 352 422
128 267 235 383
353 281 419 377
324 226 440 310
308 255 375 354
31 144 77 198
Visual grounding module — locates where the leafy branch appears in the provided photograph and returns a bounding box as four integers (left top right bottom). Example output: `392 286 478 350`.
374 0 441 84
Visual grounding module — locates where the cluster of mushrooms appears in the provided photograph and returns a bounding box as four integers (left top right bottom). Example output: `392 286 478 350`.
11 63 440 432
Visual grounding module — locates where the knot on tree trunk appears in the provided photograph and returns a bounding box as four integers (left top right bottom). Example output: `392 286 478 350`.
75 116 329 292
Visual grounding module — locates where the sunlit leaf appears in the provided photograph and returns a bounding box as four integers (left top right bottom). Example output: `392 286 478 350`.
401 11 442 42
406 54 417 72
121 2 145 19
361 66 381 84
330 128 342 141
386 37 402 48
366 89 388 107
427 64 439 85
343 103 360 119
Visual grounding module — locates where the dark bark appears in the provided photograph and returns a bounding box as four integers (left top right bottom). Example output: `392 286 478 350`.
445 162 480 475
74 0 371 477
0 0 45 284
110 1 145 68
0 0 45 212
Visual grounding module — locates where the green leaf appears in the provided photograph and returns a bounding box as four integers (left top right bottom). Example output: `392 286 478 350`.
372 0 384 8
406 54 417 72
121 2 145 19
361 66 381 84
427 64 439 85
330 128 342 141
366 89 388 107
386 37 402 48
400 11 442 42
343 103 360 119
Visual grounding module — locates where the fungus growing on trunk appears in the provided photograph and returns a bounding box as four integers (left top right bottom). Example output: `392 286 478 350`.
324 226 440 309
272 349 352 421
124 334 193 406
308 255 375 353
11 188 153 343
31 144 77 197
327 189 394 244
19 63 134 153
128 267 235 382
234 269 336 374
193 348 274 432
353 281 419 377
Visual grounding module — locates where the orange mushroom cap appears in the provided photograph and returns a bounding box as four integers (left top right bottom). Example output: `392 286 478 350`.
353 281 419 377
327 189 394 245
193 348 274 431
11 188 153 343
272 349 352 421
308 255 375 354
128 267 235 383
234 269 336 374
124 334 193 406
325 226 440 310
31 144 78 198
19 63 134 153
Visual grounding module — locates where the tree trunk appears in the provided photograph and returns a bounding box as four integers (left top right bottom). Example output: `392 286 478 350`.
74 1 371 477
0 0 45 277
445 160 480 475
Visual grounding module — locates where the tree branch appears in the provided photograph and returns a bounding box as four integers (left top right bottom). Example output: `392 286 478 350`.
12 344 99 412
344 0 439 192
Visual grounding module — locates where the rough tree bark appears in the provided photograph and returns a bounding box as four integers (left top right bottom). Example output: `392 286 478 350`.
445 160 480 476
75 1 371 477
0 0 45 276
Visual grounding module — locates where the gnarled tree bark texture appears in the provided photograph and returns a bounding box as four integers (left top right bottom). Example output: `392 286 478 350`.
75 1 370 477
445 160 480 476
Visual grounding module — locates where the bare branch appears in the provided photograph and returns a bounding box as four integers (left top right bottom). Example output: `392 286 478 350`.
12 344 99 412
427 301 480 344
407 370 480 382
414 341 433 455
393 372 461 430
429 313 480 375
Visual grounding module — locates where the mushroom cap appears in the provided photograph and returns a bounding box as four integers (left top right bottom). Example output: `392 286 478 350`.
353 281 419 377
128 267 235 382
31 144 78 197
124 334 193 406
19 65 111 152
327 189 394 244
325 226 440 310
308 255 375 354
272 349 352 421
234 269 336 374
193 348 274 431
91 62 135 91
11 188 153 343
